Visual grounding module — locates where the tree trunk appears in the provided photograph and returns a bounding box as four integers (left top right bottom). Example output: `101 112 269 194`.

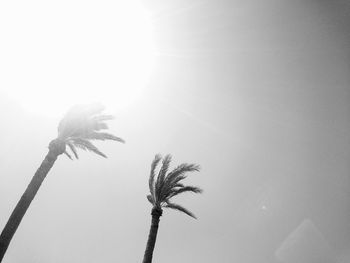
0 139 64 262
142 208 163 263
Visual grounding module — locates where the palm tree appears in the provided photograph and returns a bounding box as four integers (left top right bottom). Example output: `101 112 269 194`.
0 103 124 262
142 154 202 263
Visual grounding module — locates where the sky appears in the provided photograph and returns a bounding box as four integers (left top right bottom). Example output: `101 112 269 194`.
0 0 350 262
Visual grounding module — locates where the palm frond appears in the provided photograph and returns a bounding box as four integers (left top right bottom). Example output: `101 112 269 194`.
169 186 203 199
71 138 107 158
157 182 173 204
57 103 111 139
147 195 154 205
147 154 201 219
67 142 79 159
158 177 198 202
91 114 114 122
163 175 187 193
164 202 197 219
165 163 200 187
92 122 108 131
58 104 103 137
81 132 125 143
155 155 172 200
56 104 124 159
64 151 73 160
66 119 108 137
149 154 162 200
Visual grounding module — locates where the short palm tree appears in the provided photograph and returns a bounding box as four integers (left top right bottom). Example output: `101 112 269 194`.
0 103 124 262
142 154 202 263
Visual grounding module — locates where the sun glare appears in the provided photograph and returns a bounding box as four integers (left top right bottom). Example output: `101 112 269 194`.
0 0 155 117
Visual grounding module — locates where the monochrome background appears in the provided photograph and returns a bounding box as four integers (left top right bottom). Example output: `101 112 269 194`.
0 0 350 262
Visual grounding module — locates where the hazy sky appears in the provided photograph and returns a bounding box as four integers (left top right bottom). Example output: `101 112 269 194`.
0 0 350 262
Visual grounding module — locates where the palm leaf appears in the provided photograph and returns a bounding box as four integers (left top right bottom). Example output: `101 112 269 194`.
147 195 154 205
91 114 114 122
165 163 200 187
155 155 172 200
64 151 73 160
72 138 107 158
58 103 109 139
163 175 187 195
164 202 197 219
157 180 173 203
56 104 124 159
81 132 125 143
91 122 108 131
160 163 200 204
67 142 79 159
169 186 203 199
146 154 202 219
149 154 162 200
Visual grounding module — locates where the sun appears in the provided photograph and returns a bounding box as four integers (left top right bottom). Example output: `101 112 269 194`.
0 0 155 117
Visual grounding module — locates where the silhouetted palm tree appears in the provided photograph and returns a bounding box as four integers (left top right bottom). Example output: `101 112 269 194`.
0 103 124 262
142 154 202 263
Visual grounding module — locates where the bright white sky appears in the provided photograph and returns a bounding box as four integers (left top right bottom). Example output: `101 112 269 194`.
0 0 154 116
1 0 350 263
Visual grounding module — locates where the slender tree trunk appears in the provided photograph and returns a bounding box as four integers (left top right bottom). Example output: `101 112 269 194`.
142 208 163 263
0 139 64 262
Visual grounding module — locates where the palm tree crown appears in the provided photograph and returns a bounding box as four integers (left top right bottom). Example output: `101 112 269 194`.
147 154 202 218
0 103 124 262
56 103 125 159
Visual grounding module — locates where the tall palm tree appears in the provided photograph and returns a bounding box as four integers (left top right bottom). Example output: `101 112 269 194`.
142 154 202 263
0 103 124 262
